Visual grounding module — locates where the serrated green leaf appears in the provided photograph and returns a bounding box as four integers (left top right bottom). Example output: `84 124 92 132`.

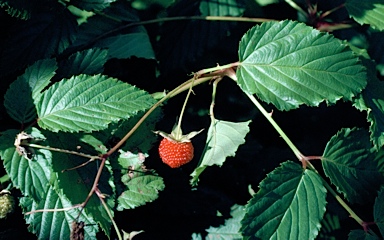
322 128 384 204
190 120 250 185
206 204 244 240
374 187 384 237
237 20 367 111
241 161 327 240
348 229 381 240
0 128 52 202
36 74 155 133
353 63 384 149
116 151 164 210
20 187 98 240
4 59 58 123
346 0 384 31
70 0 115 11
69 1 154 60
56 48 108 80
0 4 77 76
43 131 114 236
117 175 165 210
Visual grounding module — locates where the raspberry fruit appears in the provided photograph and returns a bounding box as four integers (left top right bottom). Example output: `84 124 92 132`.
158 138 194 168
154 125 203 168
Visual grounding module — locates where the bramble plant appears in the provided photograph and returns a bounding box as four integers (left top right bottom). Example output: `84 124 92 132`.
0 0 384 239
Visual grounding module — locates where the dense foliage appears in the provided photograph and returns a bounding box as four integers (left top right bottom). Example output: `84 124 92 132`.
0 0 384 239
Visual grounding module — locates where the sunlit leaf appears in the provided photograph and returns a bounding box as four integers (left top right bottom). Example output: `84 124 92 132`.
237 20 367 111
190 120 250 185
241 161 327 239
346 0 384 31
322 128 384 204
36 74 155 133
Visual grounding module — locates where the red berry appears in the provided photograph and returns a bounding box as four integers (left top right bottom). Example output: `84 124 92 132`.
158 138 194 168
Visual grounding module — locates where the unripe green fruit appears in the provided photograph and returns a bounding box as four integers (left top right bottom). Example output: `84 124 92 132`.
0 190 15 219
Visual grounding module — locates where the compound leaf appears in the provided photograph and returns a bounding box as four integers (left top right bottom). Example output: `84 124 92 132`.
237 20 366 111
4 58 57 123
36 74 155 133
241 161 327 239
322 128 384 204
346 0 384 31
190 120 250 185
0 128 52 202
20 187 98 240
